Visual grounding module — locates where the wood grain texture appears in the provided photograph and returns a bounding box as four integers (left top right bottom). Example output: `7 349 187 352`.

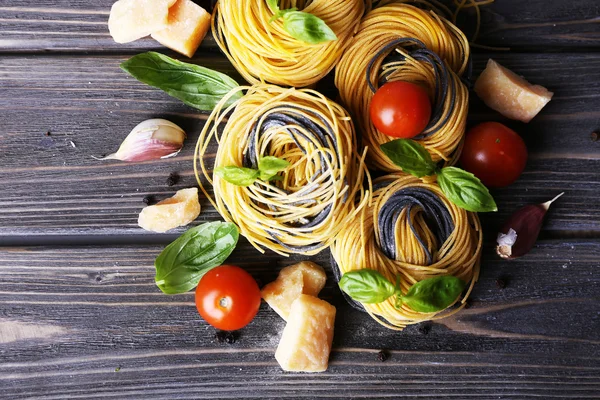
0 53 599 238
0 0 216 53
1 1 600 398
468 0 600 50
0 0 599 53
0 241 598 399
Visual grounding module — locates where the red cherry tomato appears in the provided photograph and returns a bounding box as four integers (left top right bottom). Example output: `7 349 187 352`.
460 122 528 188
369 81 432 138
195 265 261 331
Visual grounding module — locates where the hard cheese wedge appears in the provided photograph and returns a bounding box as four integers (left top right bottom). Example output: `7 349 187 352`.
151 0 211 58
474 59 553 123
275 294 336 372
138 188 200 233
261 261 327 320
108 0 177 44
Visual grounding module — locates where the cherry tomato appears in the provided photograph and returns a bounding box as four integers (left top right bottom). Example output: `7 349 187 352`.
195 265 261 331
460 122 528 188
369 81 432 138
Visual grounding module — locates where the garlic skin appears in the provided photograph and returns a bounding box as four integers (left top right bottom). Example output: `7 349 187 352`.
496 193 564 259
98 119 185 162
497 228 518 258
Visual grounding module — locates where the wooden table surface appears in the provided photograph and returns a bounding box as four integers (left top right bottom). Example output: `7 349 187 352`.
1 1 599 398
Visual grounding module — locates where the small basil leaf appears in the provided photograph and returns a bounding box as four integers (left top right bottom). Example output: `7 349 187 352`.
266 0 279 12
282 11 337 45
154 222 239 294
401 276 466 313
121 52 242 111
266 174 284 182
437 166 498 212
339 269 396 304
214 166 260 186
380 139 437 178
258 156 290 181
269 10 286 23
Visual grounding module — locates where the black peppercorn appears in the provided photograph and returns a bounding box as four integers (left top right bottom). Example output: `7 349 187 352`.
591 131 599 142
142 195 156 205
377 350 388 362
496 278 507 289
167 172 180 187
215 330 238 344
418 324 431 335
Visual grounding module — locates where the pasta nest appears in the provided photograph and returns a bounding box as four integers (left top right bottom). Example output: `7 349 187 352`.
213 0 365 87
331 173 482 330
335 2 471 171
195 84 371 256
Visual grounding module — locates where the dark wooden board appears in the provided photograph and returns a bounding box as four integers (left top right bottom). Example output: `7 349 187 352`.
1 240 598 399
0 0 599 53
1 53 599 240
1 0 600 398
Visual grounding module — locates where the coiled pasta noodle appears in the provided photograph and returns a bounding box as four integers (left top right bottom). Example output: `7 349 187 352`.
212 0 365 87
194 84 371 256
330 173 482 330
335 2 470 171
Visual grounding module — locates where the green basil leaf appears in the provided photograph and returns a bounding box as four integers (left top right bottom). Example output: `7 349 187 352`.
267 174 284 182
258 156 290 181
401 276 466 313
282 11 337 45
214 166 260 186
339 269 396 304
120 52 242 111
380 139 437 178
154 222 239 294
437 166 498 212
266 0 279 12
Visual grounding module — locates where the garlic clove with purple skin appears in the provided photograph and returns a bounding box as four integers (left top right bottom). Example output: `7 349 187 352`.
496 192 564 259
95 119 185 162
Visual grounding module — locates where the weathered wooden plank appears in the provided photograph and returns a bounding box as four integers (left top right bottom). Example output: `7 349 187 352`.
469 0 600 50
0 240 598 398
0 0 215 53
0 0 598 52
0 53 599 238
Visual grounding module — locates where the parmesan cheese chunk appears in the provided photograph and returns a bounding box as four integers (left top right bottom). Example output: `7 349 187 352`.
138 188 200 233
275 295 336 372
261 261 327 320
108 0 177 44
474 59 553 123
151 0 211 58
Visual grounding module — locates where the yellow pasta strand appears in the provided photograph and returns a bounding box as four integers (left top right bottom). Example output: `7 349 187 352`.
194 84 371 256
331 174 482 330
212 0 365 87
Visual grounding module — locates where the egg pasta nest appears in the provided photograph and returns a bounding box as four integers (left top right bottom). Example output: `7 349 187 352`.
331 173 482 330
212 0 365 87
195 84 371 256
335 2 471 171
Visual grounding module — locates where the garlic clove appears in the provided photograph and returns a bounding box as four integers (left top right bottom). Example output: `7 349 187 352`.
96 119 186 162
496 193 564 259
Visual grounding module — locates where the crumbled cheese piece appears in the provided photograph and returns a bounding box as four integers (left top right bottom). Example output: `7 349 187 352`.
474 59 553 123
261 261 327 320
138 188 200 233
151 0 211 58
275 295 336 372
108 0 177 44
